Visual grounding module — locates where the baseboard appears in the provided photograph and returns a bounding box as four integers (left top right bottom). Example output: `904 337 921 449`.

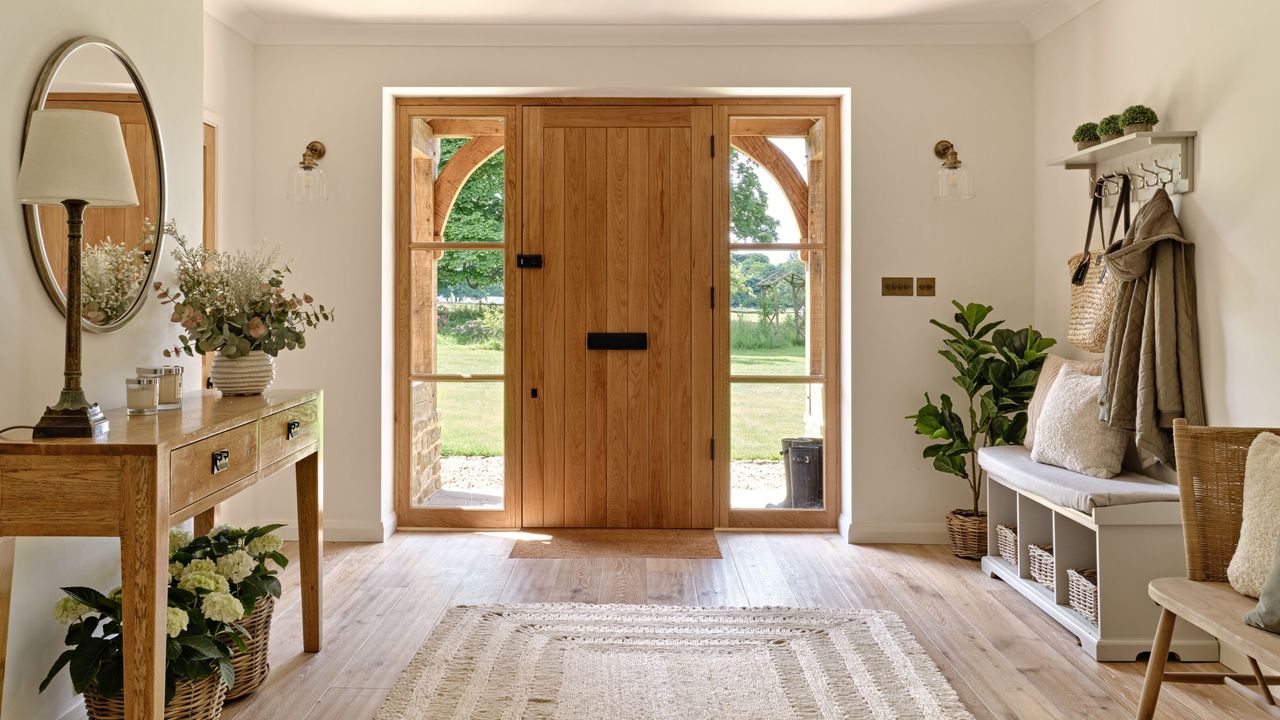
847 522 947 545
263 515 392 543
838 511 852 542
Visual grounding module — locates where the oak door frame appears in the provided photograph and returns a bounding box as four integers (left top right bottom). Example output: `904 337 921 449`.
714 101 843 530
393 96 843 530
393 101 523 528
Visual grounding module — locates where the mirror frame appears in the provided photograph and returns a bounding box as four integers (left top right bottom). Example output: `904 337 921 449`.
22 36 168 334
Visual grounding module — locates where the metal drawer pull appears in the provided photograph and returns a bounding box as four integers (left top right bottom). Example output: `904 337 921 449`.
287 420 301 440
211 449 231 474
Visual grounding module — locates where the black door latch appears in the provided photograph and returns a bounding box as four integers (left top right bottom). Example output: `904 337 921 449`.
517 254 543 268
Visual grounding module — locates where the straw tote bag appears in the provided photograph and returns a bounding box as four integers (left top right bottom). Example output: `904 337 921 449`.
1068 176 1130 353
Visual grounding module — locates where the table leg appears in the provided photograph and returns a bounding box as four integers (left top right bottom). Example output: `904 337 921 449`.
120 455 169 720
0 537 15 718
194 505 219 537
296 451 323 652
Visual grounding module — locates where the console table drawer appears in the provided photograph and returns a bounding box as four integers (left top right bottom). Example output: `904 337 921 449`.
260 400 320 469
170 422 259 510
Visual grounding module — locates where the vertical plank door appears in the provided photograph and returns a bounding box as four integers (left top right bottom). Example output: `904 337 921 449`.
523 106 714 528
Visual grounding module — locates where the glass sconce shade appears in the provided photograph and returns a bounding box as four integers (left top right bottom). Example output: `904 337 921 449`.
288 140 328 203
936 164 973 201
288 164 327 203
932 139 974 201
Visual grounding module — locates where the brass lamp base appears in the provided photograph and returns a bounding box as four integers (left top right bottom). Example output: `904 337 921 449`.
32 391 109 439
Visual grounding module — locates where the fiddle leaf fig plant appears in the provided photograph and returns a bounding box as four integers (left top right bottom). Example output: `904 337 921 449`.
908 301 1056 515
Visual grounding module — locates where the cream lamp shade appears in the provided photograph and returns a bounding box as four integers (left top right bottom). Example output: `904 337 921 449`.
16 109 139 207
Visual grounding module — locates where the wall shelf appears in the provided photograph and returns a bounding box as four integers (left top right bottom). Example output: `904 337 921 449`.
1049 131 1197 201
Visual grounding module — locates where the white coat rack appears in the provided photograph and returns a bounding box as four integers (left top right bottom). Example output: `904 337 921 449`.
1049 131 1196 207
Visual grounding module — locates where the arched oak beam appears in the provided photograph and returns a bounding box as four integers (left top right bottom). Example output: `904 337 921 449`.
729 135 809 241
433 135 504 240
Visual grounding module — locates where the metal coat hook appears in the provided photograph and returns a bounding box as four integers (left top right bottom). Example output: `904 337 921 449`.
1152 159 1175 187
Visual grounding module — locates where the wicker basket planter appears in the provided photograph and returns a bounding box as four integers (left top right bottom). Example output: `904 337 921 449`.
85 673 226 720
995 524 1018 567
1067 568 1100 626
1027 543 1055 591
225 594 275 701
945 510 987 560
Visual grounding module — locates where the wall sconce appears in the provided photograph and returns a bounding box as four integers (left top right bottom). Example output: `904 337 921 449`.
933 140 974 201
288 140 327 203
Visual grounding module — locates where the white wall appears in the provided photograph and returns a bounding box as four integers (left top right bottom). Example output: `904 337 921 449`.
241 42 1035 543
1033 0 1280 429
0 1 203 717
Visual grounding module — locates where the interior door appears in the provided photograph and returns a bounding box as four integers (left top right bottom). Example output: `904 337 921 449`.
522 105 714 528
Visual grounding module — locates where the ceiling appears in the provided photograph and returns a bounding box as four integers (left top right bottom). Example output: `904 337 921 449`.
205 0 1098 44
218 0 1051 25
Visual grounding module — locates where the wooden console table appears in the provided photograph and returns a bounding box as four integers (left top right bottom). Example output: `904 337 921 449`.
0 389 323 719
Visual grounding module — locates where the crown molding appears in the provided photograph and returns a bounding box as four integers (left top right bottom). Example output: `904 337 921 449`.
1021 0 1102 42
246 21 1032 47
204 0 1104 47
204 0 266 43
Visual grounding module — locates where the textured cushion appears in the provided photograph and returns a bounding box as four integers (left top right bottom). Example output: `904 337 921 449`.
1228 433 1280 598
979 445 1178 513
1245 532 1280 633
1031 366 1128 478
1024 355 1103 450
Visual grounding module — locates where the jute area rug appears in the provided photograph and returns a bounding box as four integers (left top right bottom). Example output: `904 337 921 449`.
508 529 722 559
376 604 974 720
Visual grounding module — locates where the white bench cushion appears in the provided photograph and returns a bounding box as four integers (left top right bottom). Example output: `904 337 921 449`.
979 445 1179 513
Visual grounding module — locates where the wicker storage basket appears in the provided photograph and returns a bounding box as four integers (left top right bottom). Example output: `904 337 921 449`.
226 594 275 701
945 510 987 560
1028 543 1055 590
85 672 226 720
1067 568 1100 626
995 524 1018 567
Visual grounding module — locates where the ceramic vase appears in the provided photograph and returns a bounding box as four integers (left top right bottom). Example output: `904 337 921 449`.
210 350 275 396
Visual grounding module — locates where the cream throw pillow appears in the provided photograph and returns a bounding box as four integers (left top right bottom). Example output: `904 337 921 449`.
1228 433 1280 598
1024 355 1103 450
1030 366 1128 478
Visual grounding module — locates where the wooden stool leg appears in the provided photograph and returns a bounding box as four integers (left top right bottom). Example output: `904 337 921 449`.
0 538 16 718
1138 608 1178 720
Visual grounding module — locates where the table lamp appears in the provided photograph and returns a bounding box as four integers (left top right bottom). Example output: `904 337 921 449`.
16 109 139 438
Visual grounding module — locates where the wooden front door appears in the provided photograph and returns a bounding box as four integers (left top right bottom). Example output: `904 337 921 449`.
522 106 714 528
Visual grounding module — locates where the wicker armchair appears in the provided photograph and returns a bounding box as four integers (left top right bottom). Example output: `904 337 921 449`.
1138 419 1280 719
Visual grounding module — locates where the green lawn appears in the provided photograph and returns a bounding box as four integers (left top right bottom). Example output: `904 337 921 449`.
429 342 815 459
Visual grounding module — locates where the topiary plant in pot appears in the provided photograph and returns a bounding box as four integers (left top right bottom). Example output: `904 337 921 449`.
1072 122 1101 151
1120 104 1159 134
1098 114 1124 142
908 301 1056 559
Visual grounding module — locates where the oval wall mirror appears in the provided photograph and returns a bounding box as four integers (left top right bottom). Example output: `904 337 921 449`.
23 36 167 333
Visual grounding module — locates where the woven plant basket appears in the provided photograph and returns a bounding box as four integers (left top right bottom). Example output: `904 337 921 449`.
225 594 275 701
1028 544 1055 591
945 510 987 560
85 672 226 720
995 524 1018 567
1068 568 1100 626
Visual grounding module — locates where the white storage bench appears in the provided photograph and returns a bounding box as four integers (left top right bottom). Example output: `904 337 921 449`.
979 445 1217 662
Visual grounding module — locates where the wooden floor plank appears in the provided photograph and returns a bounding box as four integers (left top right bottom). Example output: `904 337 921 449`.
222 532 1261 720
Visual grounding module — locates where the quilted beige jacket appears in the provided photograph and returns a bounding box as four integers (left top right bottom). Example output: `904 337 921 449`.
1098 189 1205 467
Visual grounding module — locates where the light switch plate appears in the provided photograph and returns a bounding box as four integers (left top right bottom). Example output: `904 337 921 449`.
916 277 936 296
881 277 914 296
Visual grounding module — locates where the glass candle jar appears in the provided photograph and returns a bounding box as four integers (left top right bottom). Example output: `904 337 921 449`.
158 366 184 409
126 377 160 416
138 365 184 409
